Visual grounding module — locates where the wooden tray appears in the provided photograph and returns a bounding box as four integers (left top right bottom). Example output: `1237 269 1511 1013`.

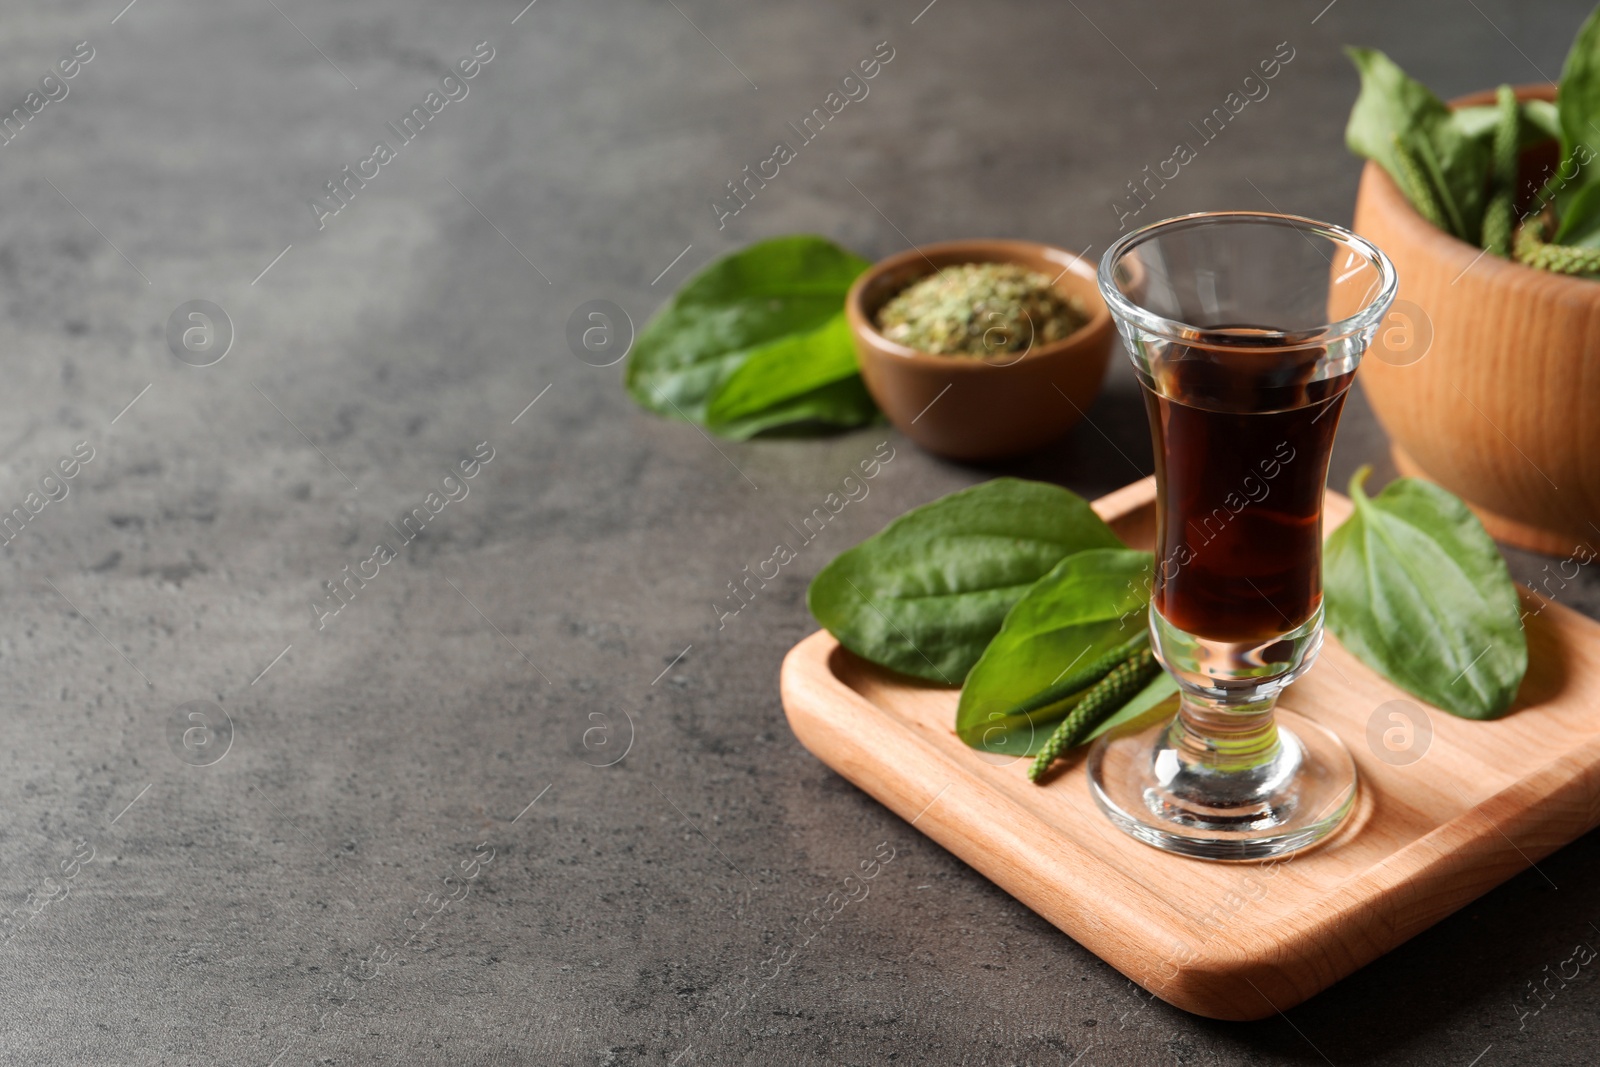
780 476 1600 1020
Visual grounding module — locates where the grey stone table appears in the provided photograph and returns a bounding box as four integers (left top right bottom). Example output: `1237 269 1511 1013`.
0 1 1596 1064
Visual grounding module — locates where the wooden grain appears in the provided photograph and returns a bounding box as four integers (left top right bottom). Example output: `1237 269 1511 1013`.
1351 84 1600 557
779 476 1600 1020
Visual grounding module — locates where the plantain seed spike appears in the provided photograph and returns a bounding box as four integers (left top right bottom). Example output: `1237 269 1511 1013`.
1028 648 1162 784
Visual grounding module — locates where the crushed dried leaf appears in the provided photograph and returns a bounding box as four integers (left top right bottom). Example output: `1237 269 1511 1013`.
875 262 1088 357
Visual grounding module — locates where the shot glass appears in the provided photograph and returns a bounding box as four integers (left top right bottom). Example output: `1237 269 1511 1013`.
1089 211 1397 860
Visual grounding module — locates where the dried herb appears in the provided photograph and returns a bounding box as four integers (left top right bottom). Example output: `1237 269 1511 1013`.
875 262 1088 357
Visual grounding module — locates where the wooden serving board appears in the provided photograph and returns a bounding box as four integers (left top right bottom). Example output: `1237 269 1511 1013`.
780 476 1600 1021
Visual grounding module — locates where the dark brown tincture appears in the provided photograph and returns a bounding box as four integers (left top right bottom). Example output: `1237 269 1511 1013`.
1142 327 1352 643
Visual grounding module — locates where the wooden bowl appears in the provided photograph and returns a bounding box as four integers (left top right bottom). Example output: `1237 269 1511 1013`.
1352 83 1600 555
845 240 1114 461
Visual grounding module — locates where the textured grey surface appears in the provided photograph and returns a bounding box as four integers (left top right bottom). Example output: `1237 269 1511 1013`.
0 1 1596 1064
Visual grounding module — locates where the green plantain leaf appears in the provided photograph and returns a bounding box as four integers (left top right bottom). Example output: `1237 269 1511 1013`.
1558 2 1600 184
1451 100 1561 148
625 235 874 435
1553 181 1600 246
708 374 880 441
1082 669 1179 743
1344 46 1490 242
955 549 1154 756
807 479 1127 684
1324 468 1527 719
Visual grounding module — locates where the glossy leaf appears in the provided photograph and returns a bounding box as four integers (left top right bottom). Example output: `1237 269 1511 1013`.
1344 47 1489 241
1324 468 1527 719
955 549 1154 756
1083 670 1180 744
1524 98 1563 142
1451 100 1561 148
710 375 880 441
704 312 871 437
1559 2 1600 181
625 235 873 433
808 479 1127 684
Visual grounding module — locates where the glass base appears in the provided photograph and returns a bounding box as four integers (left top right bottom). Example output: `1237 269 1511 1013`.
1087 707 1357 861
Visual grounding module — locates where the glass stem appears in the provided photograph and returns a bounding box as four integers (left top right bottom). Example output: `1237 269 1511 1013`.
1167 691 1282 774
